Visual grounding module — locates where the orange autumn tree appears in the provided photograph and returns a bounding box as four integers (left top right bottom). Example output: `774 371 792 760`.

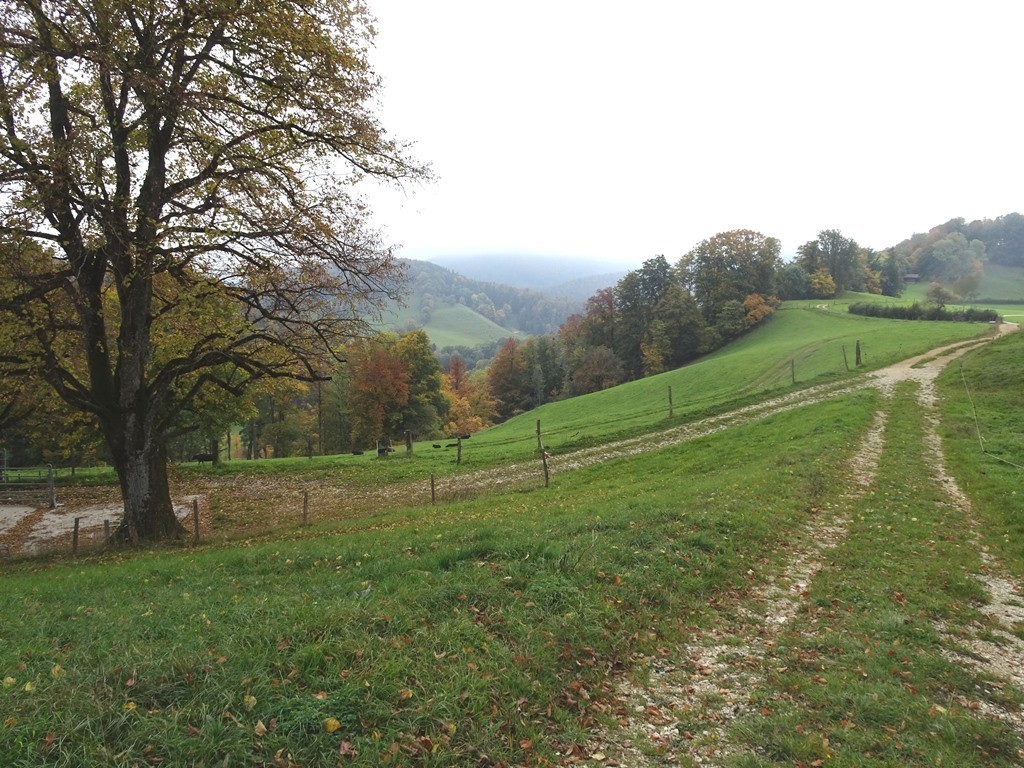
346 337 410 448
742 293 779 328
441 355 495 436
486 339 533 421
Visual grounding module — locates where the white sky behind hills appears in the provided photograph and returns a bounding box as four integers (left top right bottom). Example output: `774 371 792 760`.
362 0 1023 267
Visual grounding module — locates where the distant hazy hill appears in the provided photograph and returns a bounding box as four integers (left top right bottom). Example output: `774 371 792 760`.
378 259 587 350
428 253 630 297
545 272 625 301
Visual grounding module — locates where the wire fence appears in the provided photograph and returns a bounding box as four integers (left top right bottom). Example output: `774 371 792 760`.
959 363 1024 471
0 460 57 509
0 495 207 562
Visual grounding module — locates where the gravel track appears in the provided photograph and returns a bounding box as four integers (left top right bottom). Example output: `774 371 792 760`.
566 323 1022 765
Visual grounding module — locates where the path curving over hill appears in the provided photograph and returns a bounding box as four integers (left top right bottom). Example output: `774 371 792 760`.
435 324 1017 500
568 321 1023 765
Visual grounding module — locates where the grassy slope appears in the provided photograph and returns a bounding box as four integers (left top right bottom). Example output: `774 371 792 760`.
170 304 991 491
484 303 988 459
978 263 1024 301
0 392 879 767
900 263 1024 313
3 343 1023 765
418 305 519 349
936 329 1024 580
377 303 515 349
2 311 1022 765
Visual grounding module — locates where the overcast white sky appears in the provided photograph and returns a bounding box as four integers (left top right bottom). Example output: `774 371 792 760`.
361 0 1023 266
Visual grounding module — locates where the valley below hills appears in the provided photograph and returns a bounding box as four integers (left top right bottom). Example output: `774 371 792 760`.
377 255 628 350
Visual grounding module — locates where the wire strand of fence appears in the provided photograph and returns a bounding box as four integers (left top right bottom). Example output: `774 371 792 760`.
960 363 986 454
959 362 1024 471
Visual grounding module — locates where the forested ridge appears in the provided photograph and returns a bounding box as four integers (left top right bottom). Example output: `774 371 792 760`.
387 259 583 336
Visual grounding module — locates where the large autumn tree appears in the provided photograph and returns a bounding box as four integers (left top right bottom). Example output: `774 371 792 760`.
345 335 410 448
0 0 424 542
795 230 861 294
678 229 781 327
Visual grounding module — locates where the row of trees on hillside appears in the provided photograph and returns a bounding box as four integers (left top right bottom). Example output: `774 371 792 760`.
775 216 1017 302
3 329 497 466
893 213 1024 272
483 222 994 418
484 230 784 418
107 227 930 442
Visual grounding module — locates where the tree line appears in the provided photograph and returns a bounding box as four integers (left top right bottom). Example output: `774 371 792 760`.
480 217 1024 419
204 216 1024 443
1 328 497 466
848 303 999 323
488 228 852 418
244 330 495 458
10 217 1016 473
892 213 1024 272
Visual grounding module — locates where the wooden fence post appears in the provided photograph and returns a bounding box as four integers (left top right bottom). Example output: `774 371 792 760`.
192 498 201 543
842 345 850 372
536 420 543 453
668 386 673 419
103 519 110 546
855 339 862 367
791 358 796 385
72 516 82 556
302 490 310 526
47 464 56 509
430 473 436 506
541 451 550 488
405 430 413 456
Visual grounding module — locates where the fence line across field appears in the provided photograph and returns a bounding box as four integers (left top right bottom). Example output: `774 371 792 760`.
0 456 57 510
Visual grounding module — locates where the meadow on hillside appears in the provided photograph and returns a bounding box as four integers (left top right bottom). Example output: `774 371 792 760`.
156 304 993 490
16 304 1000 546
2 331 1023 766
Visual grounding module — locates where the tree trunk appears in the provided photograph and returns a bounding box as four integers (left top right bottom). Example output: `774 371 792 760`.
111 437 185 545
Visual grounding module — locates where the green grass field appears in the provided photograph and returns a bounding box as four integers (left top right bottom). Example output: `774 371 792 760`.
899 262 1024 310
977 263 1024 302
3 303 1022 766
416 304 519 349
171 302 994 490
377 303 518 349
0 391 883 766
936 330 1024 581
461 302 991 461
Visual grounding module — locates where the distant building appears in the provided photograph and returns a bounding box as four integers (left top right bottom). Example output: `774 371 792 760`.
904 273 921 283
